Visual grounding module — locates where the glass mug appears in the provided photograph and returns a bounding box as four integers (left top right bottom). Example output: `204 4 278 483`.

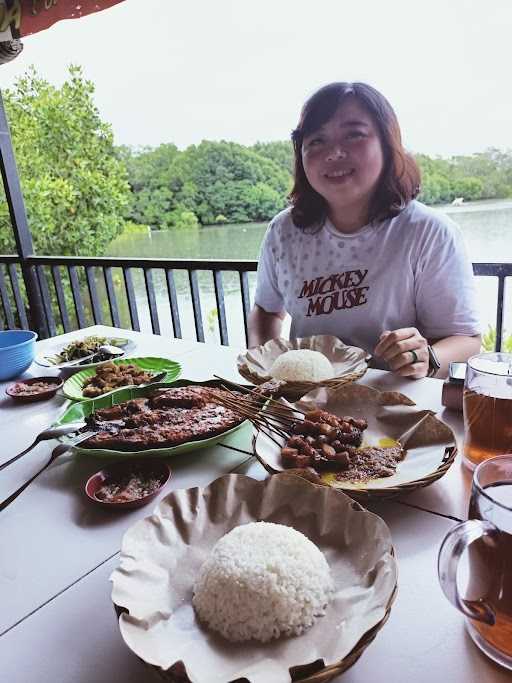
463 352 512 469
438 455 512 669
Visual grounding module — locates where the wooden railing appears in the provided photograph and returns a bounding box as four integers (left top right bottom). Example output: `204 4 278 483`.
0 255 510 351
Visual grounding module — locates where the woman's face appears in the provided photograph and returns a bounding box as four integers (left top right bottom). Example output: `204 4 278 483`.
301 97 384 215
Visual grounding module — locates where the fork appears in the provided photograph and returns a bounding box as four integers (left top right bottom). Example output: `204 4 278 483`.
0 430 94 512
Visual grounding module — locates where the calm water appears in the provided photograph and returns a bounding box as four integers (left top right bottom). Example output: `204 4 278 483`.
107 199 512 346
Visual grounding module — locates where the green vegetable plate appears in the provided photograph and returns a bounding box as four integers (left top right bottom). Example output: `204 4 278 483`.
61 356 182 401
54 379 249 458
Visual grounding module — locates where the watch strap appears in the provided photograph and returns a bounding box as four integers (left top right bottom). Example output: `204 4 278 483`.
427 344 441 377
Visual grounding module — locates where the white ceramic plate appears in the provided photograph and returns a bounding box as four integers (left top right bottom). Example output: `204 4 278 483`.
36 335 135 370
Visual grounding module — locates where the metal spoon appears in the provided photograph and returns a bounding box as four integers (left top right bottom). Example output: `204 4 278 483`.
61 344 125 367
144 371 168 385
0 421 86 471
0 430 95 512
97 344 126 357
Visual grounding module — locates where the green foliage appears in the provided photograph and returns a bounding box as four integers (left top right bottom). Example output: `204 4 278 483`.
482 326 512 353
251 141 294 174
123 139 291 228
170 208 199 230
416 149 512 205
173 140 291 225
482 326 496 351
122 221 150 235
123 140 512 232
0 66 131 255
119 142 200 230
206 307 218 333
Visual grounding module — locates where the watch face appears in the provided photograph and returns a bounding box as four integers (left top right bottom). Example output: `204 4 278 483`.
449 362 466 383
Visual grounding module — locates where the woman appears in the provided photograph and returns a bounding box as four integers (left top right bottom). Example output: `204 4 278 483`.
248 82 481 378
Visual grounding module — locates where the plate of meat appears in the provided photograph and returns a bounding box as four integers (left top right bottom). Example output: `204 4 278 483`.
223 383 457 501
61 357 181 400
52 380 250 457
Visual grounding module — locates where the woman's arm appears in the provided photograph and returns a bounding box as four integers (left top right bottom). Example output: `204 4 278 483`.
374 327 481 379
247 304 285 348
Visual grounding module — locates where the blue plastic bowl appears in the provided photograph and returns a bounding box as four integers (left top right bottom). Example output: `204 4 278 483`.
0 330 38 381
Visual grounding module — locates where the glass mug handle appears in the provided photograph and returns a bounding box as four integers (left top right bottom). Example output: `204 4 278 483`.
438 519 499 625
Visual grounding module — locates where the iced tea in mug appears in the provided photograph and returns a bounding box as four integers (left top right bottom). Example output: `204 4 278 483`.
463 353 512 469
438 455 512 669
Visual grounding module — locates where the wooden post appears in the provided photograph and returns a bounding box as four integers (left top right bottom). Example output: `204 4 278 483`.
0 89 47 337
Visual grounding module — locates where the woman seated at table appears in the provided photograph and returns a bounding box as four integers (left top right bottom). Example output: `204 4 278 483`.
248 82 481 379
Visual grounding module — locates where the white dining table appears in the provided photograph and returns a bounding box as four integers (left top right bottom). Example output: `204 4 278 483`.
0 325 508 683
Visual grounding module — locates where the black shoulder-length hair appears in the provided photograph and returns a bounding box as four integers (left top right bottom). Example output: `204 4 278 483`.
289 82 421 229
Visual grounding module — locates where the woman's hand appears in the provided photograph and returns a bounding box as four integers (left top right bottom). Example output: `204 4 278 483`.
247 304 285 348
373 327 429 379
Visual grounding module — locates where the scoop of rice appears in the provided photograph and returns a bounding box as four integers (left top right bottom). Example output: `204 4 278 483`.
192 521 334 643
270 349 334 382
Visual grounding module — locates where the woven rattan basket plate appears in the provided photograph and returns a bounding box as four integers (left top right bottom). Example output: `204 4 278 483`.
252 384 457 502
115 585 397 683
237 335 369 400
111 473 397 682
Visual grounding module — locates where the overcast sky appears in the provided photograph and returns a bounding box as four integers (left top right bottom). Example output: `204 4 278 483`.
1 0 511 157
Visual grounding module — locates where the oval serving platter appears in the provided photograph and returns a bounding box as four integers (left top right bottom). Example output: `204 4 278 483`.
36 335 135 369
62 356 182 401
53 379 250 458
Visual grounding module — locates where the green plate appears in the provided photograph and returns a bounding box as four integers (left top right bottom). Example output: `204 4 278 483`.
62 356 182 401
54 379 248 458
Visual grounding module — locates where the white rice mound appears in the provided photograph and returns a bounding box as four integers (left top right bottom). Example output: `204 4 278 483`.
270 349 334 382
192 521 334 643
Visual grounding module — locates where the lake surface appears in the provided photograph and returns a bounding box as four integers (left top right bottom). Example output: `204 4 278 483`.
107 199 512 347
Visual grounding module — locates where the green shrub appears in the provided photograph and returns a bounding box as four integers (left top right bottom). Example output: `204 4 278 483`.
481 325 512 352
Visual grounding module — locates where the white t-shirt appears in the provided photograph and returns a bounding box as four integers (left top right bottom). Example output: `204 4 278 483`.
254 200 480 362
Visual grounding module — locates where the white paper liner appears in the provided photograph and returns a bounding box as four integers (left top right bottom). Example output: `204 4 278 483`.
237 335 368 383
254 384 456 491
111 473 397 683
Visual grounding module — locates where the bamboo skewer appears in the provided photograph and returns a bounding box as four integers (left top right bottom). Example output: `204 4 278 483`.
205 384 301 443
210 394 289 439
209 388 294 424
210 395 300 437
212 375 306 416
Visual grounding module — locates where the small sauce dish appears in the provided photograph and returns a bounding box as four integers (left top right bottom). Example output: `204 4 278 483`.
6 376 64 402
85 460 171 510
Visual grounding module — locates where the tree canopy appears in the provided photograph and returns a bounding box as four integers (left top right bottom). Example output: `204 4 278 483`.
415 150 512 205
0 66 131 255
123 139 292 229
124 140 512 230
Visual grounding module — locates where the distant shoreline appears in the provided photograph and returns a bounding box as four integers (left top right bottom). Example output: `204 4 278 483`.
196 198 512 229
120 198 512 235
434 198 512 213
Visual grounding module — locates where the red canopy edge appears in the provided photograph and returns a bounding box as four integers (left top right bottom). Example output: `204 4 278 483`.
0 0 126 39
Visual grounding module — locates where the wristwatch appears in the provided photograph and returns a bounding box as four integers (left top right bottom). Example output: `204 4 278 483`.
427 345 441 377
